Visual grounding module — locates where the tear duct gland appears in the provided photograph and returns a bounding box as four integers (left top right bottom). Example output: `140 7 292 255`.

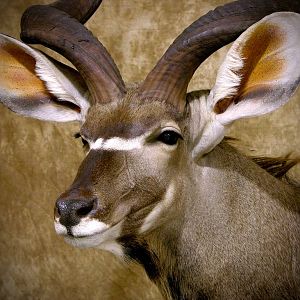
0 0 300 299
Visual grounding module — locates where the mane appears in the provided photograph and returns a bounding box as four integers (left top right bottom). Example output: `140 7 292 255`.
224 137 300 187
251 156 300 187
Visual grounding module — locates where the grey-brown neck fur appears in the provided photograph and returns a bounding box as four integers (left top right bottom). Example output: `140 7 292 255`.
136 142 300 299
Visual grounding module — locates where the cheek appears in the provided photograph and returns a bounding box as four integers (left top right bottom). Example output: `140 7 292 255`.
140 145 185 180
90 147 183 229
113 151 168 206
136 146 176 174
93 151 167 227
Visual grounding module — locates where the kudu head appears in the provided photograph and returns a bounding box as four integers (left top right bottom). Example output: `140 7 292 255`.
0 0 300 251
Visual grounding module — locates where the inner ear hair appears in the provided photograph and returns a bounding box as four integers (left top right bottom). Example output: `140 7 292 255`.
210 12 300 123
214 22 285 113
214 97 235 114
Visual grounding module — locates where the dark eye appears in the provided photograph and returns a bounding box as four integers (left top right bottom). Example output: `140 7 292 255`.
74 133 89 149
157 130 182 145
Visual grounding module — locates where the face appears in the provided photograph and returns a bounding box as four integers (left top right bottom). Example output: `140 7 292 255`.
54 95 187 254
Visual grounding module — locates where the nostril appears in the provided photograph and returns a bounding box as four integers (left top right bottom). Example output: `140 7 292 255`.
77 203 93 216
76 198 98 217
55 197 99 227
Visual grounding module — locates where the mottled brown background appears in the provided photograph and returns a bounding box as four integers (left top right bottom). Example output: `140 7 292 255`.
0 0 299 299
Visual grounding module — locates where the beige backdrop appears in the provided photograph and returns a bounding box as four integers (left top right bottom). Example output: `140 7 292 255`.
0 1 299 299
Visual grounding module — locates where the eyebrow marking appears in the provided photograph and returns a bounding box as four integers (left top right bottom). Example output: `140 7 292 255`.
88 123 182 152
90 136 145 151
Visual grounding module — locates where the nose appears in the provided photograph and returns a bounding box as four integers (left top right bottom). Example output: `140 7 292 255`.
55 197 98 227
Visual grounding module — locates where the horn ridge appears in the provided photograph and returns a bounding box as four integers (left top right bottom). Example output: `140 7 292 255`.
21 1 126 104
139 0 300 111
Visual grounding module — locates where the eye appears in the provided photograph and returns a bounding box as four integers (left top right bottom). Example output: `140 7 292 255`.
157 130 183 146
74 133 89 149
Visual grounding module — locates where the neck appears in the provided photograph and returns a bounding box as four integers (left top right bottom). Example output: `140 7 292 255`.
143 219 188 300
122 143 299 299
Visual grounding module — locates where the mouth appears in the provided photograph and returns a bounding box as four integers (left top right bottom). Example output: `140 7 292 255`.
54 217 124 248
54 200 159 248
54 217 110 236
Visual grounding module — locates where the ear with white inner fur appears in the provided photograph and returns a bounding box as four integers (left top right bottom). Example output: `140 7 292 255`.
0 34 90 122
192 12 300 159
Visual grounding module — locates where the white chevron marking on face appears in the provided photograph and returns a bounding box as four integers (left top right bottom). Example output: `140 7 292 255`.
86 123 182 152
90 136 145 151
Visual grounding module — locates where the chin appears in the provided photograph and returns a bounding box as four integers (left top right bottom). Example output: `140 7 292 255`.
54 218 125 257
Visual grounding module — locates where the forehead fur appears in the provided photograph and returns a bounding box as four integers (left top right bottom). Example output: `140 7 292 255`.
81 88 185 140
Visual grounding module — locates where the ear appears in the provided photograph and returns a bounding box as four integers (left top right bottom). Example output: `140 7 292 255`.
192 12 300 159
0 34 90 122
